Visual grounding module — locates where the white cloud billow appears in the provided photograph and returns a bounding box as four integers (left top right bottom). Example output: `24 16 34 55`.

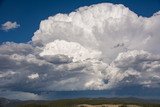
40 40 101 62
1 21 20 31
0 3 160 99
28 73 39 80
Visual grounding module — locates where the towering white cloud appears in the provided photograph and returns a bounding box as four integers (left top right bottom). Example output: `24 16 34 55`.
32 3 160 62
0 3 160 99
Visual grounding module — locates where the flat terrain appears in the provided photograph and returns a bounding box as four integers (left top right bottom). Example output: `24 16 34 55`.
77 104 141 107
1 97 160 107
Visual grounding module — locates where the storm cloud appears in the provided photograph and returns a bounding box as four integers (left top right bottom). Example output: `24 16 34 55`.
0 3 160 99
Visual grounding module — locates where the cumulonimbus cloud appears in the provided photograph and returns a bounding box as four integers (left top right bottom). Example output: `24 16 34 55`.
0 3 160 99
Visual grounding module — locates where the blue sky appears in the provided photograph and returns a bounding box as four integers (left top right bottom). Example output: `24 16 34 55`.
0 0 160 43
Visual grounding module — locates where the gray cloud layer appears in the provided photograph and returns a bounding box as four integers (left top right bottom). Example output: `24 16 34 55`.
0 3 160 100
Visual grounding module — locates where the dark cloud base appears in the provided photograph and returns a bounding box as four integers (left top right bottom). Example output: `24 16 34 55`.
22 86 160 100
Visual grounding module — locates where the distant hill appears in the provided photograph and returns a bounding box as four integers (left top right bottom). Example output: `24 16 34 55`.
0 97 21 107
1 97 160 107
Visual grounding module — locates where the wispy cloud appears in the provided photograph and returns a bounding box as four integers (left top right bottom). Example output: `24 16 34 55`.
1 21 20 31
